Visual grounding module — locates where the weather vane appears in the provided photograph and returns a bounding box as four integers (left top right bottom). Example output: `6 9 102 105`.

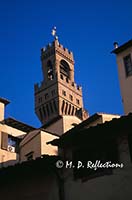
51 26 58 40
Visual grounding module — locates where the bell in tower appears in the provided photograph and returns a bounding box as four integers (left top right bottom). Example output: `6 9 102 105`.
34 28 88 135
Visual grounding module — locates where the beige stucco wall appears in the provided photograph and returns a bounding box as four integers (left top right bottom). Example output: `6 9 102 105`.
84 117 103 128
20 130 58 162
41 131 58 155
45 116 82 136
45 114 120 136
45 118 64 136
0 123 26 168
63 135 132 200
20 130 41 162
62 116 82 133
0 102 4 121
0 149 18 168
116 46 132 114
101 113 120 123
0 123 26 139
64 167 132 200
82 113 120 129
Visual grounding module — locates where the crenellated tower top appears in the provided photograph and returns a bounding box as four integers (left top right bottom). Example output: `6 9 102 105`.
34 28 88 133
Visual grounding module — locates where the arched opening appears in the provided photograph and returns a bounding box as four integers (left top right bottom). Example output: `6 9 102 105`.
65 102 68 115
47 60 54 80
46 104 50 116
42 106 47 118
39 107 43 120
60 60 70 79
71 106 75 115
61 100 65 114
53 100 57 112
49 102 54 114
68 104 72 115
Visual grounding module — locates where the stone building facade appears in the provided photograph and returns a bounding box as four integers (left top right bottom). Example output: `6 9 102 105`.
0 98 35 168
112 40 132 114
34 38 88 134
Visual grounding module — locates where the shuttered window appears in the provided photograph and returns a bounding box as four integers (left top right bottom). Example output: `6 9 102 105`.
1 132 20 153
123 54 132 77
1 132 8 150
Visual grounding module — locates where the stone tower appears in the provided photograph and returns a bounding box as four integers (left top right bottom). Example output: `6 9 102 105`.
34 34 88 135
112 40 132 115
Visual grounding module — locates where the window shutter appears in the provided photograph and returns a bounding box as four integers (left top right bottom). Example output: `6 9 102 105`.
15 139 20 153
1 132 8 150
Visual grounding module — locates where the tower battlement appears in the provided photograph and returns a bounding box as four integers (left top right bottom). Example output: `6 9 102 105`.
34 79 82 95
34 80 82 95
41 39 74 62
34 36 88 129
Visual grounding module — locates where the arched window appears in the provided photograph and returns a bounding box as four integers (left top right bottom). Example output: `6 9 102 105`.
47 60 53 69
60 60 70 79
47 60 54 80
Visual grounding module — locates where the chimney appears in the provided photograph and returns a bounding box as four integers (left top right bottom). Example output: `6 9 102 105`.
113 42 119 49
0 97 10 121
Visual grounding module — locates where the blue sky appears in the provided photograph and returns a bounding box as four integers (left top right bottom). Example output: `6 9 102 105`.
0 0 132 127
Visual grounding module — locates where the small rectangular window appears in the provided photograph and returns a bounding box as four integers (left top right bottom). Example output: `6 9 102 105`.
72 82 75 87
60 74 64 80
1 132 20 153
38 97 42 103
76 99 80 105
8 135 20 153
45 93 49 99
123 54 132 77
62 90 66 96
69 95 73 101
66 78 69 83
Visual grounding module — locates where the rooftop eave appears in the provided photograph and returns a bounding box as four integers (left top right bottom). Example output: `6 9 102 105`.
0 117 36 132
111 39 132 54
49 113 132 148
0 97 10 105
